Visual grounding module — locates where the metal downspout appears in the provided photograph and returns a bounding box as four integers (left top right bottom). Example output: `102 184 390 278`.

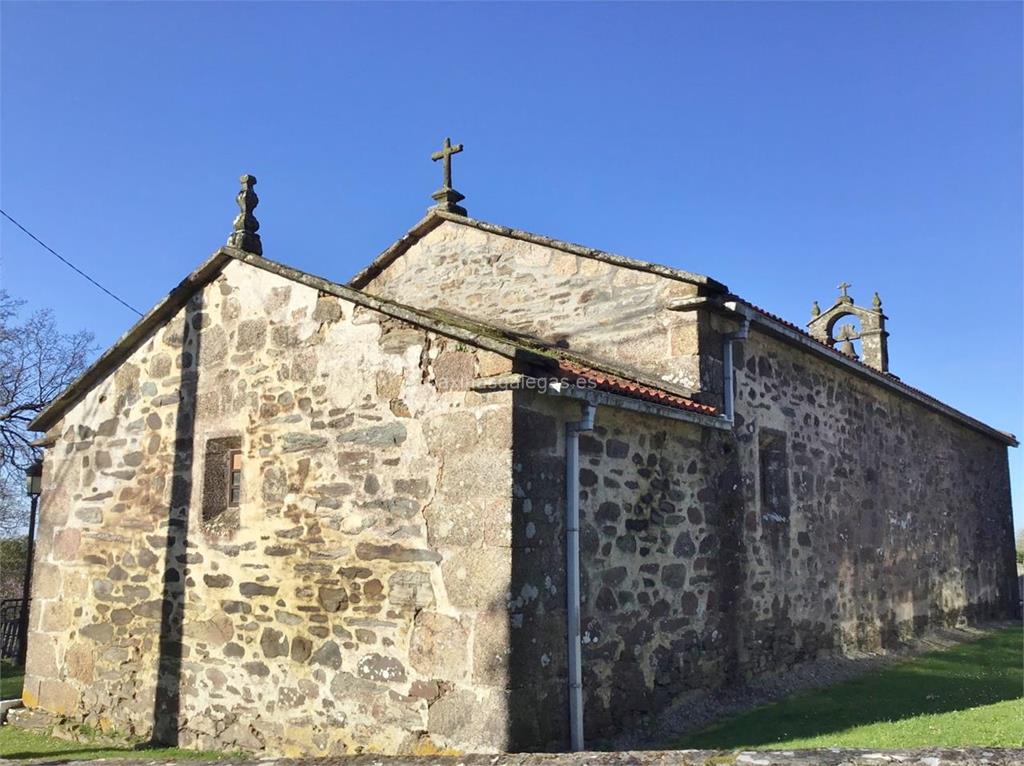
565 402 596 752
722 318 750 423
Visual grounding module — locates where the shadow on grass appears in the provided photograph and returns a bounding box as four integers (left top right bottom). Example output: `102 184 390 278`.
0 741 223 762
676 627 1022 750
0 747 132 762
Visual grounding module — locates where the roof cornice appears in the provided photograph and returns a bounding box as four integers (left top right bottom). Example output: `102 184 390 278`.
348 211 728 293
29 249 233 433
724 300 1018 448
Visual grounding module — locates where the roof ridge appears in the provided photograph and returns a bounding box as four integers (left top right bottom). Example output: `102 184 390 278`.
348 210 729 293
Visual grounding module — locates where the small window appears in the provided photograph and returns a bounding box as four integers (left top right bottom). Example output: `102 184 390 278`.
228 450 242 507
203 436 242 531
759 428 790 524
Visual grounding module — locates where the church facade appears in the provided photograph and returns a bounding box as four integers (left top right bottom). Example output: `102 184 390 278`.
21 164 1019 755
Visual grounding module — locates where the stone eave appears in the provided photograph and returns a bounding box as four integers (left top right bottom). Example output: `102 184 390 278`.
347 210 729 294
232 249 531 361
39 245 708 435
723 300 1019 448
29 247 537 434
29 249 234 434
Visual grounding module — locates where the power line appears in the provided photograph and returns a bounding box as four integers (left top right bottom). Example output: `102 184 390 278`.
0 208 144 317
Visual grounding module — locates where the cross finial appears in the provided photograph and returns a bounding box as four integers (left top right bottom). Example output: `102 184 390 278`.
432 137 463 189
837 281 853 303
227 174 262 255
429 137 468 216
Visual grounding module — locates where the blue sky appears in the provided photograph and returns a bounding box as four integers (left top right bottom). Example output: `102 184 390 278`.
2 2 1021 528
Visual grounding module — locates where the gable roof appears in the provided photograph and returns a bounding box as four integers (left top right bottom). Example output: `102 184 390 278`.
29 246 718 434
348 209 729 293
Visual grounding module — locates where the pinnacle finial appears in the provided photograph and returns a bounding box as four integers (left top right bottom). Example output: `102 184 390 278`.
811 300 821 318
227 174 262 255
872 291 882 310
430 137 467 216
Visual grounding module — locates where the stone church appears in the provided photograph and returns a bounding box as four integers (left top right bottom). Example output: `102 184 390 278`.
21 145 1019 755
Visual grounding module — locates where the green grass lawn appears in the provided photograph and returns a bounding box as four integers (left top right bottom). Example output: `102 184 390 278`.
0 727 230 761
674 626 1023 750
1 660 24 700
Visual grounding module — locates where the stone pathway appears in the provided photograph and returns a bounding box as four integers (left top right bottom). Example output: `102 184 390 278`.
3 751 1023 766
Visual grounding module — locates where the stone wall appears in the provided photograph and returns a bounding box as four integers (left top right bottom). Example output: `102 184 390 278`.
24 259 533 755
727 327 1019 668
506 335 1016 744
360 221 714 394
508 392 743 743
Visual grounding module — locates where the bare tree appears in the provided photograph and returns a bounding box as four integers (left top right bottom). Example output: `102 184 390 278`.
0 472 24 540
0 290 93 534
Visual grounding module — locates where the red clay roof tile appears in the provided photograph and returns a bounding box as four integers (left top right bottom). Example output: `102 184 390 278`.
553 359 719 416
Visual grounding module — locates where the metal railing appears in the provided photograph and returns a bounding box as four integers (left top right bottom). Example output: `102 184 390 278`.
0 598 28 660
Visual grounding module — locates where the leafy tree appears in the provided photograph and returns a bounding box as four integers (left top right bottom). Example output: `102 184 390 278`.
0 291 93 535
1016 528 1024 565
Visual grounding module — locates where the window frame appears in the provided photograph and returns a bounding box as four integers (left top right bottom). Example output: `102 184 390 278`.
201 434 242 529
227 449 242 508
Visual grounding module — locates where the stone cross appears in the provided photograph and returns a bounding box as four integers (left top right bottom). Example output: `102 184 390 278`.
429 137 468 216
227 174 262 256
431 137 464 190
837 281 852 299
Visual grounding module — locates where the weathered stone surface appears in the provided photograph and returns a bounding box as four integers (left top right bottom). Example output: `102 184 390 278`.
260 627 289 658
289 635 312 663
310 640 342 669
356 542 441 563
191 612 233 646
409 611 469 678
427 689 508 751
239 582 279 597
356 653 406 683
338 422 407 447
203 573 232 588
236 318 267 351
433 350 476 392
387 571 434 609
317 585 349 612
281 433 329 453
79 622 113 643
